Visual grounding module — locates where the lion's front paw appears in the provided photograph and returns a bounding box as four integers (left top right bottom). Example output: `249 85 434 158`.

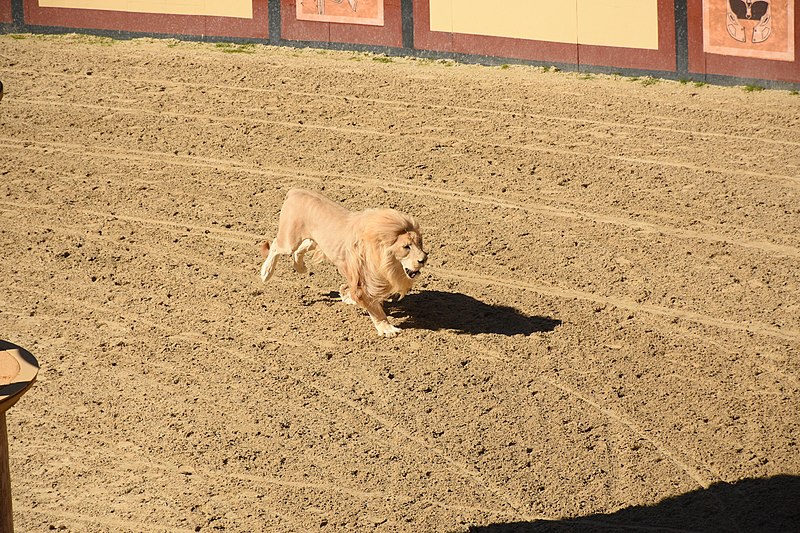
340 285 357 305
375 321 401 338
293 260 308 274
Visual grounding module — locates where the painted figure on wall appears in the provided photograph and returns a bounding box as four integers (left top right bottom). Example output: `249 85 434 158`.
726 0 772 43
703 0 794 61
317 0 357 16
297 0 383 26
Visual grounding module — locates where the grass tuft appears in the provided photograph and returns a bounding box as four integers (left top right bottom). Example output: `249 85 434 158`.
215 42 256 54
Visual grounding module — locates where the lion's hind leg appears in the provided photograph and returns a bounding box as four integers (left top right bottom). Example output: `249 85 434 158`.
292 239 316 274
260 239 283 282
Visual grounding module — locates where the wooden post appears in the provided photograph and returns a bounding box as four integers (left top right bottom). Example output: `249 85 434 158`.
0 343 39 533
0 412 12 533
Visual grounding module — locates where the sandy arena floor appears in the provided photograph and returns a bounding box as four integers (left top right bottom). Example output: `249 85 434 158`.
1 34 799 532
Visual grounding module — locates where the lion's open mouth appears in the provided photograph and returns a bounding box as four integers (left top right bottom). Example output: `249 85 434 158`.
405 268 420 279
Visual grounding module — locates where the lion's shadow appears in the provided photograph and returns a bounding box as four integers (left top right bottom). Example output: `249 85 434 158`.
389 290 560 336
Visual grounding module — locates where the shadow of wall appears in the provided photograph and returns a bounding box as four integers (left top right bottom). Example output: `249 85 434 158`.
468 475 800 532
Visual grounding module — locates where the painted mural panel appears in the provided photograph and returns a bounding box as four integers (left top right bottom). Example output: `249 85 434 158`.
428 0 659 49
703 0 795 61
37 0 253 18
296 0 384 26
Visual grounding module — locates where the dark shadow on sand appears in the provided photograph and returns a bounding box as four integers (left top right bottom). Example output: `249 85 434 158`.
389 290 560 336
466 475 800 532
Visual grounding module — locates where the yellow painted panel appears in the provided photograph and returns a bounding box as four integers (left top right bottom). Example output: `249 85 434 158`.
429 0 578 44
38 0 253 19
577 0 659 49
429 0 659 49
428 0 452 33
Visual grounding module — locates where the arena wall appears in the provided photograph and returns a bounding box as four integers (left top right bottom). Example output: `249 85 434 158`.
2 0 798 88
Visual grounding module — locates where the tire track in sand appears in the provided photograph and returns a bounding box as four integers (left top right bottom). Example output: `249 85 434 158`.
7 282 740 516
2 138 798 259
10 98 800 186
9 280 531 521
333 176 800 259
4 198 797 342
306 381 533 518
431 267 800 343
540 379 747 532
542 378 715 489
19 440 531 524
7 69 800 149
22 508 193 533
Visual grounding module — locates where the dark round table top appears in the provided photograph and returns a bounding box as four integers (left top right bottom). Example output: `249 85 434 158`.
0 341 39 412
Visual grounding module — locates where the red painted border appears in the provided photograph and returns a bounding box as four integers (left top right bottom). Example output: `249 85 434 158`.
23 0 269 39
687 0 800 83
414 0 676 71
1 1 11 24
281 0 402 48
687 0 707 76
